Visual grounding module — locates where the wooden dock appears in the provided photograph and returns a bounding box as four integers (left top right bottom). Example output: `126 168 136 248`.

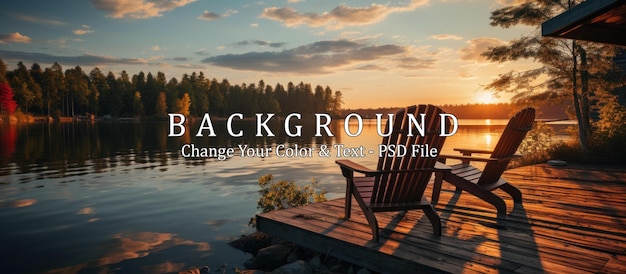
256 164 626 273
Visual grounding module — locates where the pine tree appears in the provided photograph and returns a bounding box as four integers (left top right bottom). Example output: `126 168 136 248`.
132 91 145 117
155 91 167 117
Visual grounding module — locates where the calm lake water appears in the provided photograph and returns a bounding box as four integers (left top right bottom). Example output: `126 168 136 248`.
0 118 572 273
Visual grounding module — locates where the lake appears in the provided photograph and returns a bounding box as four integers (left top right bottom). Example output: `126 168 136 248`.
0 118 572 273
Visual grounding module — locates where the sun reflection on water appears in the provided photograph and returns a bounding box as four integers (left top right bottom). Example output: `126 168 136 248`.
484 134 492 147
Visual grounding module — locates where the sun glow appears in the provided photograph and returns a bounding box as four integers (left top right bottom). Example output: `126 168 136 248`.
484 133 492 147
475 91 498 104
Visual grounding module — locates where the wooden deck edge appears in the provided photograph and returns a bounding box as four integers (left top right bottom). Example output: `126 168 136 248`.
256 214 448 274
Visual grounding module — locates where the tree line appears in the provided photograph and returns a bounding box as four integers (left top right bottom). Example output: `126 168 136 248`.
0 58 343 119
342 103 570 120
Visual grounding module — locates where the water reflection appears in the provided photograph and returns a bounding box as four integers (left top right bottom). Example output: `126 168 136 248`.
0 198 37 208
0 120 344 178
484 133 493 147
0 119 571 273
46 231 210 274
0 123 17 164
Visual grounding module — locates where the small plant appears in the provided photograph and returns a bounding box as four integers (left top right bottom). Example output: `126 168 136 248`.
256 174 327 213
249 174 327 227
513 121 558 167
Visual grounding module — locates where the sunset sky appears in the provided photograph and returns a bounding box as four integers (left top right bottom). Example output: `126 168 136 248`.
0 0 540 108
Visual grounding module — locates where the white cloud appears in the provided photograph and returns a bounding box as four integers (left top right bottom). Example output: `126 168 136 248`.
0 32 32 44
458 37 505 62
250 23 259 27
13 14 66 25
73 29 94 35
223 9 238 17
74 24 94 35
260 0 429 30
198 9 238 21
91 0 197 19
429 34 463 41
151 45 161 51
496 0 529 6
198 10 221 20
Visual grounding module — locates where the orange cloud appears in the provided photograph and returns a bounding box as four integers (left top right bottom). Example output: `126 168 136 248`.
0 32 32 44
458 37 505 62
261 0 429 30
91 0 197 19
429 34 463 41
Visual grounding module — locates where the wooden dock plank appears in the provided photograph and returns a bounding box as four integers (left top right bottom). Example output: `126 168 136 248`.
256 164 626 273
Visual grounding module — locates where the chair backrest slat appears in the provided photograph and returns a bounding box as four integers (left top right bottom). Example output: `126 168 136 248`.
372 105 451 204
478 108 535 185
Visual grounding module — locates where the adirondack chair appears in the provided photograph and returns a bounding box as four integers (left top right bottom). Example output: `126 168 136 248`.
336 104 452 241
432 107 535 221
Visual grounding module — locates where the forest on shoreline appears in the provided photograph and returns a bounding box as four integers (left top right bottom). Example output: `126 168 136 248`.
344 103 569 120
1 59 572 122
0 59 343 120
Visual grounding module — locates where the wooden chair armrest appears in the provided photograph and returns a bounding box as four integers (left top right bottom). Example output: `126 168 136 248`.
336 159 377 177
336 159 451 178
438 153 522 163
453 148 494 155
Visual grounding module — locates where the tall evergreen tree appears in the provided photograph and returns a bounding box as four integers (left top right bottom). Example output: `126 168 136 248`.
164 77 179 113
176 92 191 116
155 91 167 117
0 58 8 83
189 71 209 115
105 71 123 117
9 61 42 113
42 62 65 117
29 63 45 114
132 91 145 117
143 72 159 116
118 71 134 116
332 90 343 117
274 83 287 116
208 78 224 116
64 66 90 116
89 67 109 115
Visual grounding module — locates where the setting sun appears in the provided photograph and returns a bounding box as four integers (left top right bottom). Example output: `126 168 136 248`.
475 91 498 104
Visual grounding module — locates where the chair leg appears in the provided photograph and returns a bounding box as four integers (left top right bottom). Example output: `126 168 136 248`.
454 183 507 222
364 208 380 241
344 179 353 219
500 183 523 204
352 191 380 241
432 172 443 204
475 190 508 222
422 204 442 236
357 204 379 241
